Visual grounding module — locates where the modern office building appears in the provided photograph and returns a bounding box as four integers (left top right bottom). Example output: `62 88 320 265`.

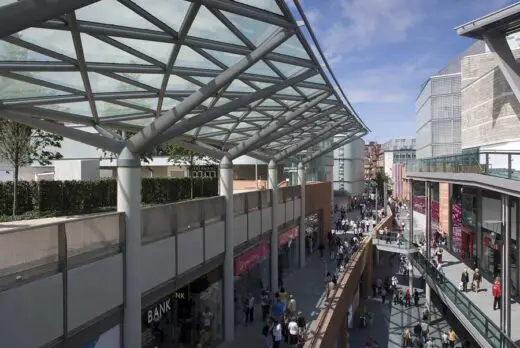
415 41 486 159
332 135 364 197
0 1 372 348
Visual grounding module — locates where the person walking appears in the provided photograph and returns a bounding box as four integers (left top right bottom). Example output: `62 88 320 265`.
261 290 271 321
405 288 411 307
262 319 273 348
492 277 502 310
287 317 299 347
272 320 283 348
441 331 449 348
287 295 297 317
436 245 443 264
402 327 411 347
461 269 469 292
448 328 457 347
381 287 386 304
413 289 419 307
473 268 482 292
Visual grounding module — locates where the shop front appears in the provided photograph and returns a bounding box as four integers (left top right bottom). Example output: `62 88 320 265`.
142 268 223 348
278 226 299 286
234 240 270 325
305 213 321 255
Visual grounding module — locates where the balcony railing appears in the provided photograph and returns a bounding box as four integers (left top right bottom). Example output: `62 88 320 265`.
406 150 520 181
412 252 518 348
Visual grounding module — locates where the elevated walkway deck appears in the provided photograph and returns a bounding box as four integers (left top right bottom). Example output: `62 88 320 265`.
412 252 520 347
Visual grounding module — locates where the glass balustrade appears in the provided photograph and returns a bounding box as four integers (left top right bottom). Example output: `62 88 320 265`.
406 150 520 181
411 253 518 348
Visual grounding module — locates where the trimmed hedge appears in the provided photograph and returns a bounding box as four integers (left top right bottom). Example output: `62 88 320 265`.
0 177 218 217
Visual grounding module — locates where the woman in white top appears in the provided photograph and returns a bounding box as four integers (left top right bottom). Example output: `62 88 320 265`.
287 318 299 347
272 321 283 348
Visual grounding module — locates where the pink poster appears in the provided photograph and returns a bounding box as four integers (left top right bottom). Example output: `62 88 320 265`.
279 227 299 247
234 242 269 276
452 203 462 254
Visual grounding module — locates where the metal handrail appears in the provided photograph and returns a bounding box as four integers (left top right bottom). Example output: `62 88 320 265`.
412 252 518 348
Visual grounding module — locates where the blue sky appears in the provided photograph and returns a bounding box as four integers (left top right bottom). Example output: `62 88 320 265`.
295 0 517 143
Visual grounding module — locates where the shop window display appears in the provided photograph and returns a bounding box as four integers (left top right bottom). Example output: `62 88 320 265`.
142 269 223 348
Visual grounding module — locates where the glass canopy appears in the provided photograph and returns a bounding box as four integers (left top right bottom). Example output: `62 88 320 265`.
0 0 368 159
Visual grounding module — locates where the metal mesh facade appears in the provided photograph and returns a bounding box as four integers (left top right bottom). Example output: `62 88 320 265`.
416 74 462 159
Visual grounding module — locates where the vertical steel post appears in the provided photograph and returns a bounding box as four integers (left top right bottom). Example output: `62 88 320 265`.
447 184 453 251
268 160 279 292
298 162 306 268
409 179 414 244
219 156 235 341
426 182 432 259
117 147 142 348
502 194 511 337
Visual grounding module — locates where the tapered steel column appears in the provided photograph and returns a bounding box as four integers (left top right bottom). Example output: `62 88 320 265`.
409 180 414 244
297 162 306 268
502 194 511 337
447 184 453 251
268 160 279 292
426 182 432 259
220 156 235 341
117 148 141 348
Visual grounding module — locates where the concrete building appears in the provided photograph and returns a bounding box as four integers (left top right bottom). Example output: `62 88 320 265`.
382 138 416 179
415 41 486 159
332 135 364 197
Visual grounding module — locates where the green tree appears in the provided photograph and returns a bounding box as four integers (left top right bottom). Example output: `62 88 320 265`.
0 120 63 216
373 169 389 198
164 144 216 198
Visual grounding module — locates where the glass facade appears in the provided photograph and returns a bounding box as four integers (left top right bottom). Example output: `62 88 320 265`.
142 268 223 348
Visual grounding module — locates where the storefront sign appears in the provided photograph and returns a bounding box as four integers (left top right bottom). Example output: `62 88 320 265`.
279 227 299 247
146 297 172 324
234 242 269 276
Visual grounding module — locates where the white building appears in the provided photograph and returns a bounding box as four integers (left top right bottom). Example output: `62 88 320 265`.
332 136 364 197
382 138 416 180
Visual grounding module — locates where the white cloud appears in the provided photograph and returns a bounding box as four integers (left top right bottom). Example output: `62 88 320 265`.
319 0 420 57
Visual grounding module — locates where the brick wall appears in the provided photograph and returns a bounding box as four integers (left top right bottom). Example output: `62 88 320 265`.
305 181 332 241
461 53 520 149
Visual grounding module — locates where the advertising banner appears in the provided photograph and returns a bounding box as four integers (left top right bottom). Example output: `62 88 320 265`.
234 242 269 276
279 227 299 247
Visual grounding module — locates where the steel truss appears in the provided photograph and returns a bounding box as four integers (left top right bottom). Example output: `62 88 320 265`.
0 0 368 161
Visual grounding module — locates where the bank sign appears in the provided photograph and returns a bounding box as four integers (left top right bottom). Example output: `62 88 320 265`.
145 292 186 324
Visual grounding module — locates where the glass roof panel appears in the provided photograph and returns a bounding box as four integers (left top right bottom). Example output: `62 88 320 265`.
0 40 58 61
223 11 279 46
298 87 321 97
279 87 300 96
245 60 278 77
226 80 255 92
161 97 179 110
175 46 220 69
251 81 273 89
122 117 155 127
76 0 161 30
214 97 232 107
81 34 151 64
203 49 243 67
166 75 201 90
122 98 158 110
40 101 92 116
235 0 283 15
235 122 255 130
98 101 144 117
0 76 70 99
198 126 222 135
227 133 248 141
112 37 174 64
217 121 236 130
305 75 327 85
201 133 227 141
193 76 214 84
17 71 85 91
258 99 281 107
132 0 189 32
270 61 306 77
119 73 163 89
89 72 146 93
273 36 308 59
188 6 244 45
18 28 77 59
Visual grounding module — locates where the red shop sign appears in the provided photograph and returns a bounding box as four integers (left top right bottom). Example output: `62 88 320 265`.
234 242 269 276
279 227 299 247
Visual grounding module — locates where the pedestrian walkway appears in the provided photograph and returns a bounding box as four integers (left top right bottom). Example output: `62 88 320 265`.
349 252 477 347
438 251 520 342
217 252 335 348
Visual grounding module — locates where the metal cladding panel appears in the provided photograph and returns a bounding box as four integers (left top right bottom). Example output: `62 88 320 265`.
204 221 225 261
141 236 176 293
68 254 123 330
177 228 204 274
0 274 63 348
248 210 261 239
234 214 248 246
261 206 272 233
